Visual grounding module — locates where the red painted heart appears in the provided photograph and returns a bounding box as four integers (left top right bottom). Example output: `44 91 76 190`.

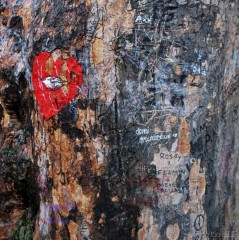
32 50 83 120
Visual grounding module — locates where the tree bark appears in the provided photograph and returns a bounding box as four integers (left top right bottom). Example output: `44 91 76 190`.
0 0 238 239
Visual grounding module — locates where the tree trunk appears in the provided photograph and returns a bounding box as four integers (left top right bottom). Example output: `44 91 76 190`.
0 0 238 239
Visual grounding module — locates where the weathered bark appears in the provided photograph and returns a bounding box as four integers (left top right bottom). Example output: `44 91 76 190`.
0 0 238 239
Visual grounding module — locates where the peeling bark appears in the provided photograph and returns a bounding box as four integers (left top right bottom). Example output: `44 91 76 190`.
0 0 238 239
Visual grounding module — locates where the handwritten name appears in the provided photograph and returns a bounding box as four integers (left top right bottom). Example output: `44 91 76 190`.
126 176 184 193
135 15 152 24
160 153 181 160
157 169 186 176
186 106 203 122
135 128 150 135
139 133 178 143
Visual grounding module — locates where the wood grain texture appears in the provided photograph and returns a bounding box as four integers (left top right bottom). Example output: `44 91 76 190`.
0 0 238 239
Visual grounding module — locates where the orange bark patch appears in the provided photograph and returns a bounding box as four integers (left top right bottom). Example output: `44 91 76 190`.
177 117 190 157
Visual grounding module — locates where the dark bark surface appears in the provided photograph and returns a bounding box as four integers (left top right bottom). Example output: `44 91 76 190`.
0 0 238 239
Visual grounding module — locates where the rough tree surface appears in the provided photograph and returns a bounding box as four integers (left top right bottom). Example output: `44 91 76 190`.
0 0 238 239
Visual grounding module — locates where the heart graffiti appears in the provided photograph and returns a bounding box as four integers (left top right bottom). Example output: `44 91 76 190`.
32 49 83 120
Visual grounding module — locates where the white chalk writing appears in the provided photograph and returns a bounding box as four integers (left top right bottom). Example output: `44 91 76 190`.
135 128 150 135
135 15 152 24
157 169 186 176
139 133 177 143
